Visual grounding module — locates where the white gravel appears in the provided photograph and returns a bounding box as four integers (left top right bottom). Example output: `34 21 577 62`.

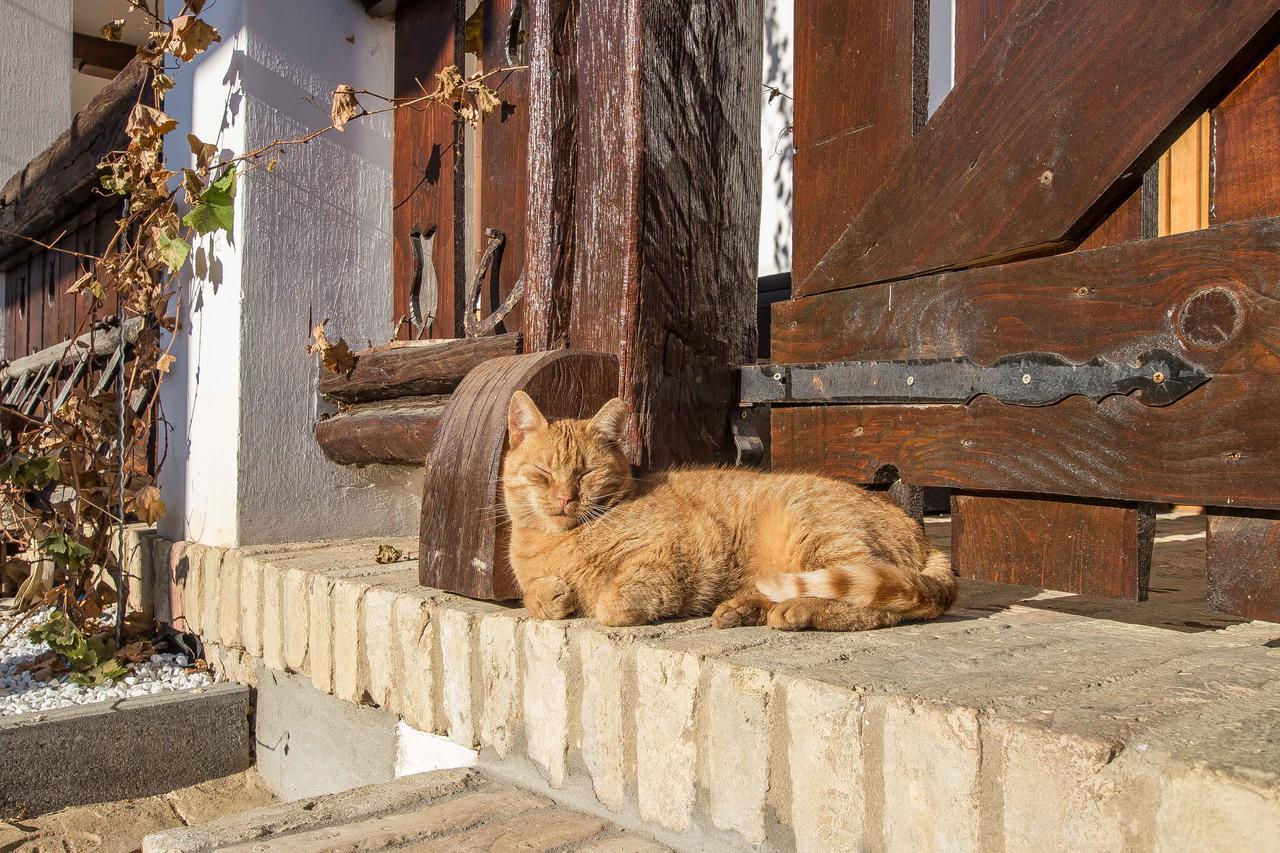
0 605 214 717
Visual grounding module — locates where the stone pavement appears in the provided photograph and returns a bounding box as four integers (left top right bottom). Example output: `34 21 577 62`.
134 513 1280 852
0 770 274 853
144 768 668 852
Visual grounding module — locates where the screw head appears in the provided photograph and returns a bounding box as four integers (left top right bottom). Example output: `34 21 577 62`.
772 372 784 382
1022 373 1032 384
1152 371 1165 384
906 376 915 386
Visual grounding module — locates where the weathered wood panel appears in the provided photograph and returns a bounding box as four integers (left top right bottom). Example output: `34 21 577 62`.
558 0 760 468
477 0 530 334
393 0 462 339
419 350 617 599
1212 46 1280 225
773 215 1280 374
522 0 577 351
315 396 447 466
952 492 1154 599
0 61 145 264
799 0 1280 296
1206 510 1280 621
792 0 924 281
318 333 521 403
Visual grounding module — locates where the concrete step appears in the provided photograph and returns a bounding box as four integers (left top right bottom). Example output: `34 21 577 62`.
129 518 1280 852
143 768 669 852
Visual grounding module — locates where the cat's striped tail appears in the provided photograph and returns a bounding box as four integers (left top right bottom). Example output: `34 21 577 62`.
755 550 957 620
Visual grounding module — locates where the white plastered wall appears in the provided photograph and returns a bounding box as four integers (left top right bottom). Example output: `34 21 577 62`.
0 0 72 181
159 0 419 547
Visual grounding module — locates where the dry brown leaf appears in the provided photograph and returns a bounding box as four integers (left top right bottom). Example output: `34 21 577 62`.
187 133 217 173
115 639 156 664
165 15 221 62
330 84 362 132
127 105 178 145
463 4 485 56
307 320 357 374
100 19 126 41
127 484 166 524
156 353 176 374
375 544 404 564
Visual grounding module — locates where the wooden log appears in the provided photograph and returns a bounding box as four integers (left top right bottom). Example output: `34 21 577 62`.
952 492 1154 599
1206 510 1280 621
798 0 1280 296
315 396 447 466
792 0 925 281
419 349 618 600
0 61 145 263
393 0 463 339
317 333 521 403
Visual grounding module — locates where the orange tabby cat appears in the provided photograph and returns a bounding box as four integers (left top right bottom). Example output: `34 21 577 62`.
502 392 957 631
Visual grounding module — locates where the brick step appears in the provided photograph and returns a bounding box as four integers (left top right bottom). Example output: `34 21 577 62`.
122 525 1280 852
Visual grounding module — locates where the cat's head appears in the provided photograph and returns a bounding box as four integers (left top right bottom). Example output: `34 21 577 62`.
502 392 632 532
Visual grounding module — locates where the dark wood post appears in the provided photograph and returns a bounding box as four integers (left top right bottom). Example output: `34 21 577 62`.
525 0 762 469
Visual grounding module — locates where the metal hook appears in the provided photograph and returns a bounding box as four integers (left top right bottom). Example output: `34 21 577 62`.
409 225 438 338
505 0 525 65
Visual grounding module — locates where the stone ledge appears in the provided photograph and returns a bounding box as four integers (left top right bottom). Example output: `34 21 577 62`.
142 533 1280 852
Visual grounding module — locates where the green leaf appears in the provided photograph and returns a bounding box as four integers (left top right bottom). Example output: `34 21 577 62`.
0 455 61 489
181 167 236 236
71 659 127 686
36 533 92 572
157 231 191 272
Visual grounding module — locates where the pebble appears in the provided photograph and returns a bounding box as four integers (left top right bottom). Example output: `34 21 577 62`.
0 605 215 717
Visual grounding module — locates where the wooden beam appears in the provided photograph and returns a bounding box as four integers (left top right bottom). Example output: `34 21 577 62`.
798 0 1280 297
419 350 618 600
315 396 446 466
1 317 142 380
72 32 137 75
0 60 145 263
952 492 1154 600
1207 510 1280 621
792 0 925 281
317 333 521 403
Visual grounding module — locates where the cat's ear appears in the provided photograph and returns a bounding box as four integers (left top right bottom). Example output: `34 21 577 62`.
508 391 548 447
588 397 629 446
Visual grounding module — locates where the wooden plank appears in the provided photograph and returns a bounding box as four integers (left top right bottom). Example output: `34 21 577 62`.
522 0 577 351
476 0 529 334
0 61 145 263
29 251 48 354
792 0 923 281
1212 46 1280 225
419 350 617 600
798 0 1280 297
952 492 1154 599
315 396 447 466
393 0 462 339
1 317 143 380
559 0 760 468
772 215 1280 372
72 32 137 76
1159 114 1211 236
1206 510 1280 621
318 332 521 403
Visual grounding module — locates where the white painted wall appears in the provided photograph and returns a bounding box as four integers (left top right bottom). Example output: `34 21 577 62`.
759 0 794 278
159 0 419 547
0 0 72 181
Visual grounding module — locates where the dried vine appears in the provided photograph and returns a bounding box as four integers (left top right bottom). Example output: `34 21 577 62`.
0 0 515 661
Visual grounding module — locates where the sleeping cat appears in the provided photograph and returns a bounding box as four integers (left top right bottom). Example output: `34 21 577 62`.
502 392 957 631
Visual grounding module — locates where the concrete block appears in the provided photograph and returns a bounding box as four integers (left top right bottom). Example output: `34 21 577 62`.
239 556 264 659
253 665 398 801
439 607 478 747
393 594 436 733
577 631 629 813
880 698 981 853
179 542 204 635
332 577 369 703
999 722 1145 852
635 646 700 831
0 683 252 817
479 613 522 759
282 567 310 674
117 524 154 619
707 662 774 844
523 619 571 788
261 560 286 672
218 550 244 650
1156 764 1280 853
787 678 867 853
308 573 336 694
198 544 223 645
363 586 398 709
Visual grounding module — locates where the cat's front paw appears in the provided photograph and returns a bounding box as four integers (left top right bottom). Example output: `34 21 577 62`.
523 576 577 620
712 594 773 629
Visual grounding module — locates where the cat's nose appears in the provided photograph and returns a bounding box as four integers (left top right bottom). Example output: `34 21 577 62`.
556 494 573 511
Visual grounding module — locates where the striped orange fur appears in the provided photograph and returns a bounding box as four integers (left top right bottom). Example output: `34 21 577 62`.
502 393 957 631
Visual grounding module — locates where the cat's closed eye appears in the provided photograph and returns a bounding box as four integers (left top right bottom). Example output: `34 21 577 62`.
521 464 552 483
